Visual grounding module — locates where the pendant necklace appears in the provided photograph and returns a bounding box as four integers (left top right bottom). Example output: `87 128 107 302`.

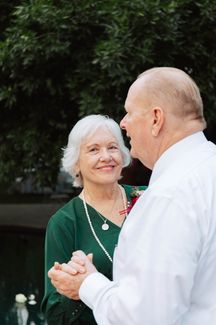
94 191 119 230
83 184 127 231
96 211 110 231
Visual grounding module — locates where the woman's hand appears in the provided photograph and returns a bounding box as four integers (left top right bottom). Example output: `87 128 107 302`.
70 252 93 272
56 253 93 276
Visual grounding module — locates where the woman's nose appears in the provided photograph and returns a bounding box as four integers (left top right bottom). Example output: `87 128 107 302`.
100 149 112 161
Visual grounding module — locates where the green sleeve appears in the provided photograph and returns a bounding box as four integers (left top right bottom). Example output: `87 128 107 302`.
41 213 86 325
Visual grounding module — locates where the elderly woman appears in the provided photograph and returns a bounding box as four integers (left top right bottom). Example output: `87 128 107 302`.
41 115 147 324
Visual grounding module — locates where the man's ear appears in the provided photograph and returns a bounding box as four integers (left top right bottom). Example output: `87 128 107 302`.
151 107 164 137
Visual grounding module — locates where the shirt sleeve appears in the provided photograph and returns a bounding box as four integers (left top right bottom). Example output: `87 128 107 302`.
41 214 86 324
79 191 202 325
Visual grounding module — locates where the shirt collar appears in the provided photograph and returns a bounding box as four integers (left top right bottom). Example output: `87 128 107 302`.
149 131 207 186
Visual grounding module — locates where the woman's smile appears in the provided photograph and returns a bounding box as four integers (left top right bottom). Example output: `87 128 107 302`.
97 165 115 171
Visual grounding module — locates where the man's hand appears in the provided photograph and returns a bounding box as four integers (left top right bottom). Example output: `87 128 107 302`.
48 251 97 300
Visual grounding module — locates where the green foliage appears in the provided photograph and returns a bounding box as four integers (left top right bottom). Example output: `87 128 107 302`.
0 0 216 187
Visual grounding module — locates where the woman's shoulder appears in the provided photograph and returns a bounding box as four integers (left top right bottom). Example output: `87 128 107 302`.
121 184 147 200
48 196 82 224
121 184 148 193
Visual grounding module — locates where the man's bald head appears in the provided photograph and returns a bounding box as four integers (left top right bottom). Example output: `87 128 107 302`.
137 67 206 127
121 67 206 168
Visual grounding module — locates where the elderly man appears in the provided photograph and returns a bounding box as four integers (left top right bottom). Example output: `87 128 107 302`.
48 67 216 324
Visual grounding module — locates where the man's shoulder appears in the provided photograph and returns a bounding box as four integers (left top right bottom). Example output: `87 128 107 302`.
156 141 215 186
149 143 216 203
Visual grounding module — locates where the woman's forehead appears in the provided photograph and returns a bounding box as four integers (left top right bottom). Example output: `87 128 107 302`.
82 127 117 145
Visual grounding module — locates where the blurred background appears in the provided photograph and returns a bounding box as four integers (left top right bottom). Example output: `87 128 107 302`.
1 0 216 324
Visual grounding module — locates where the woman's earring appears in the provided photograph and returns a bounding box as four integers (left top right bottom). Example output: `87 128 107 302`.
75 170 79 177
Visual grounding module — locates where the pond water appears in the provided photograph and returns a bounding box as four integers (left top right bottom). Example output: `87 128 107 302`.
0 230 46 325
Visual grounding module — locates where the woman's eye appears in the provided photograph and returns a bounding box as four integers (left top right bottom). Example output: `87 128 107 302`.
110 146 117 150
90 148 97 152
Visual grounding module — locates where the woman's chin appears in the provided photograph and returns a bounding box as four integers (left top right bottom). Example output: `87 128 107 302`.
97 175 120 185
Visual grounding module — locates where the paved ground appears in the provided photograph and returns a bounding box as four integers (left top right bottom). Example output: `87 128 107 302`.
0 203 65 231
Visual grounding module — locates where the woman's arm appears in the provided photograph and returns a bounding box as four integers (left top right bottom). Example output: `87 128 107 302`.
41 214 86 324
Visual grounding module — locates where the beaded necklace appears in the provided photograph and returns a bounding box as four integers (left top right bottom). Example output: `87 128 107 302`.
82 184 127 263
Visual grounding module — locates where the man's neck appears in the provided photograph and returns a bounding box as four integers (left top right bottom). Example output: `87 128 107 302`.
156 121 205 165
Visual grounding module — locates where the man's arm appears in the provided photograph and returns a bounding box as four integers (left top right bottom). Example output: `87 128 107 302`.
78 194 201 325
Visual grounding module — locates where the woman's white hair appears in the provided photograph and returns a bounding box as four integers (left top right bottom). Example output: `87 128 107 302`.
62 114 131 188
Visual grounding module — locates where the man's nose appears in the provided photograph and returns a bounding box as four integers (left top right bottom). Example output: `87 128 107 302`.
120 114 127 130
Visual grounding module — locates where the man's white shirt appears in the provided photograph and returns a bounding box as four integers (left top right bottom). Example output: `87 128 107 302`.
79 132 216 325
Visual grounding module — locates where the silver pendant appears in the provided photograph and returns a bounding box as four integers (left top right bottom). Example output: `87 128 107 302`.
102 223 109 231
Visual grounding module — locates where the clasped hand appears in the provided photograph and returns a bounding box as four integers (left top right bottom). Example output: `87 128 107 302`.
48 251 97 300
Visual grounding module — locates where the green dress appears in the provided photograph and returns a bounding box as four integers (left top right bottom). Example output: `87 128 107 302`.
41 184 147 324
